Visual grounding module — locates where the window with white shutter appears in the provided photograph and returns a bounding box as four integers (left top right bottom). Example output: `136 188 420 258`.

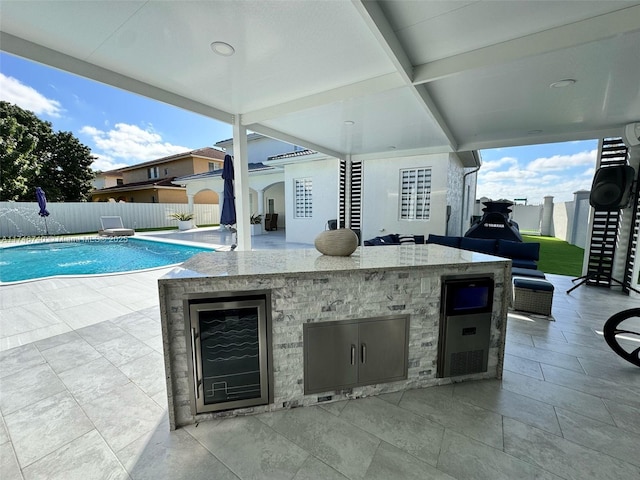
399 168 431 220
294 178 313 218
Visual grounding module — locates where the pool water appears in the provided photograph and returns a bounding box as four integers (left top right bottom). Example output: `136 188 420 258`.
0 237 214 283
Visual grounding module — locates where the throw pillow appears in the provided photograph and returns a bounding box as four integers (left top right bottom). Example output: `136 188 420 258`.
398 234 415 244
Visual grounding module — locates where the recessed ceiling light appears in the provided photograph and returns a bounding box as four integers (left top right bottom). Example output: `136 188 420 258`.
550 79 576 88
527 129 543 135
210 41 235 56
344 120 355 126
388 145 396 149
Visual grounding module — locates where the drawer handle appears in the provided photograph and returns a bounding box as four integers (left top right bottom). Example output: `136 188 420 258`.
361 343 367 364
350 344 356 365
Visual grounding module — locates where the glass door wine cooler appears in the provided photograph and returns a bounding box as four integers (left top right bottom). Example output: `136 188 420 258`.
186 294 271 414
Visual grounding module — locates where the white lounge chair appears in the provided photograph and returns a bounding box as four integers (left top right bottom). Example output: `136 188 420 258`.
99 216 135 237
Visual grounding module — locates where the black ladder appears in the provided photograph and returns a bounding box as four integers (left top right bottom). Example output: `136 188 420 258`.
568 138 639 294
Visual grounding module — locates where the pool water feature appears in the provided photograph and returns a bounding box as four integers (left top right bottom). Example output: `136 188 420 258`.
0 237 215 283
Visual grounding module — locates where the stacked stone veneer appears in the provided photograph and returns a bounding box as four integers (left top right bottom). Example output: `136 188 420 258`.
159 258 509 430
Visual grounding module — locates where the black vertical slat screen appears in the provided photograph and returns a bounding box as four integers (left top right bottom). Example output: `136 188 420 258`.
587 138 627 288
339 160 346 227
350 161 362 228
623 160 640 293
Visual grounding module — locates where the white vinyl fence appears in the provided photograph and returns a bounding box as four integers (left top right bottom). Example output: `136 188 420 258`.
0 202 220 237
510 204 542 233
476 191 591 248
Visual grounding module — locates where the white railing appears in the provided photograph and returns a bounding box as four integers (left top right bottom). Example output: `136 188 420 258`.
0 202 220 237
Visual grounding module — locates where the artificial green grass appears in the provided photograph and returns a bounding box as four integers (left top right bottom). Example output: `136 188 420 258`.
522 235 584 277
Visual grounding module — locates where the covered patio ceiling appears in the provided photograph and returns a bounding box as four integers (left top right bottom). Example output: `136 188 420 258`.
1 1 639 159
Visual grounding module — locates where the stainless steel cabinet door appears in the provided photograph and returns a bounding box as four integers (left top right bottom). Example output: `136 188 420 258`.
358 317 408 386
304 322 358 394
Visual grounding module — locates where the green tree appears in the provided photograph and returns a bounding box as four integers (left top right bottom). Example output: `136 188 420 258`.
0 101 95 201
0 103 40 200
40 131 95 201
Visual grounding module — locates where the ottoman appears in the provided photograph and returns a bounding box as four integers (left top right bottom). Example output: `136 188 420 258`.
513 277 554 316
512 267 546 279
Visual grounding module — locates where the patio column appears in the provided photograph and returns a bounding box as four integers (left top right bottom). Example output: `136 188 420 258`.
233 116 251 251
569 190 590 248
256 189 265 217
541 196 554 236
187 194 194 210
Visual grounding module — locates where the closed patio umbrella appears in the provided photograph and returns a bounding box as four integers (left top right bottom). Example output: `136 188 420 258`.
35 187 50 235
220 154 236 227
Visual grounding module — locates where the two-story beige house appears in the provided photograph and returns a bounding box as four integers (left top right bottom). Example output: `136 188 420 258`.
92 147 225 203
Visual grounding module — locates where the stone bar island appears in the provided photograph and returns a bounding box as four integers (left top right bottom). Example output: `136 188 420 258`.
158 244 511 430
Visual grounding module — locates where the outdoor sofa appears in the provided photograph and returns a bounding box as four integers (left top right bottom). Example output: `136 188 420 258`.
425 234 540 270
426 234 554 316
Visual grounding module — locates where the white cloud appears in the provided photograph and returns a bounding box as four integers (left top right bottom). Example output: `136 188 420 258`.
526 150 597 172
90 153 129 172
80 123 190 163
539 174 562 182
480 156 518 172
478 171 594 203
478 142 599 203
0 73 63 117
480 167 537 182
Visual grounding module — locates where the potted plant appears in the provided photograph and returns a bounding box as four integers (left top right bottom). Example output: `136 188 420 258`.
250 214 263 236
170 212 195 231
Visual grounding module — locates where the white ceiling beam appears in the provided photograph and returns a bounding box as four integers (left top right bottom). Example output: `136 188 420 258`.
411 84 457 151
352 144 452 162
0 32 233 124
350 0 413 82
457 126 624 152
414 5 640 84
246 122 346 161
241 73 403 125
352 0 458 150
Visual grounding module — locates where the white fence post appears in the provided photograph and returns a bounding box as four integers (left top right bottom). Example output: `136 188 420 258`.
540 196 554 236
508 194 591 248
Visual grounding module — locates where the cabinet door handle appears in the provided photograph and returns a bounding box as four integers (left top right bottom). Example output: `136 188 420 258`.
350 344 356 365
361 343 367 364
191 328 200 399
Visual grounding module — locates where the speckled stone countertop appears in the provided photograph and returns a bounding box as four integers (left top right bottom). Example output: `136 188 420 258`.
160 244 508 281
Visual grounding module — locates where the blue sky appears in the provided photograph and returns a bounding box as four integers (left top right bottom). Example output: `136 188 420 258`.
1 52 598 203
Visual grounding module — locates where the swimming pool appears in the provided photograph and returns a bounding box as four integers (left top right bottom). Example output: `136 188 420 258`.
0 237 215 283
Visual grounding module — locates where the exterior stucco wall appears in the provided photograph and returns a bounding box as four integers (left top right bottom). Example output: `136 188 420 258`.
122 158 187 183
193 190 218 205
92 173 123 190
284 158 339 244
157 189 188 204
192 157 223 175
261 183 285 229
361 153 450 241
92 188 186 204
